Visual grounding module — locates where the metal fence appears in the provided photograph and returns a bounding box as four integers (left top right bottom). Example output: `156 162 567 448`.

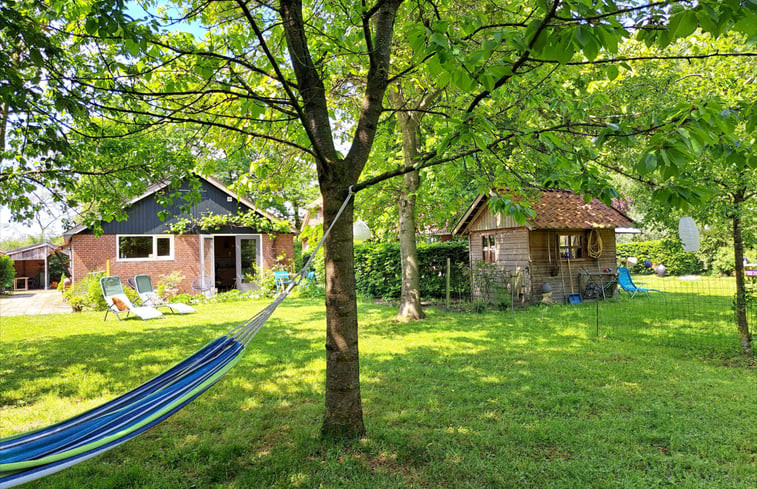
439 267 754 355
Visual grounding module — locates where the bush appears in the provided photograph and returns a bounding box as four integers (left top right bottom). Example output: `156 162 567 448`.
709 245 757 276
63 271 118 311
617 239 705 276
353 241 469 299
0 255 15 294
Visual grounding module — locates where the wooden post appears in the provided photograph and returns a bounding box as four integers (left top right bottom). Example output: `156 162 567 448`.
446 257 451 310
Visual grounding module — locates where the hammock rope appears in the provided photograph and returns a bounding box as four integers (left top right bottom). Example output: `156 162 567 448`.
0 187 356 489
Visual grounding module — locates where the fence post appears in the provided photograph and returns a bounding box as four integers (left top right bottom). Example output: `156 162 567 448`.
446 257 451 310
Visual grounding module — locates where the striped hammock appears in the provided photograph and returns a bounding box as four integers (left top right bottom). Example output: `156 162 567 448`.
0 293 286 489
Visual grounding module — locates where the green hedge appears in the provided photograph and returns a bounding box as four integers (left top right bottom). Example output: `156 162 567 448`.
354 241 469 299
0 255 15 294
616 239 705 276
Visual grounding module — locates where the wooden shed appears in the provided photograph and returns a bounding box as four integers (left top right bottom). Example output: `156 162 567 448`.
453 189 634 304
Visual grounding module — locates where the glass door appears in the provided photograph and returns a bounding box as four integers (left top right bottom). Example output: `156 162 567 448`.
235 235 261 290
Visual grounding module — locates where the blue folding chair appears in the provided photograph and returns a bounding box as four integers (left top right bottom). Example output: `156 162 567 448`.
617 266 663 298
274 271 292 292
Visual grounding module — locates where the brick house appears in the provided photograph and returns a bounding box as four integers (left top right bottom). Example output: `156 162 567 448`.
452 189 634 304
63 175 296 294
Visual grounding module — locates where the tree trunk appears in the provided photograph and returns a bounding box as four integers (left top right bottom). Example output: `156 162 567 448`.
397 169 425 320
731 190 752 356
388 87 433 321
320 182 365 437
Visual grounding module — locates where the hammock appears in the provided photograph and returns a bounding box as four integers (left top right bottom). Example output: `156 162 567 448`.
0 189 354 489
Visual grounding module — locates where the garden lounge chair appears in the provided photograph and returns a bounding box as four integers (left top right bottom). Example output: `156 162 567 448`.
617 266 663 298
134 274 196 314
100 276 164 321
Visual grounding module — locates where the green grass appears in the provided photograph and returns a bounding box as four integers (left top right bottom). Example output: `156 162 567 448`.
1 297 755 488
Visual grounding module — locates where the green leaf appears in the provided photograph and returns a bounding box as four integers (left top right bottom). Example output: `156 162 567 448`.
85 17 98 35
606 64 619 81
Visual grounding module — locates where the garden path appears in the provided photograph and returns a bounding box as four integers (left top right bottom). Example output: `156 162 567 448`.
0 290 72 317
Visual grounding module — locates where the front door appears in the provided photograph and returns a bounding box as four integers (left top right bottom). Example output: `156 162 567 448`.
235 235 261 290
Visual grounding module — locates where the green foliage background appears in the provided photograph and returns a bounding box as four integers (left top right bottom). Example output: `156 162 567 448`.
354 241 469 299
618 239 706 276
0 255 15 293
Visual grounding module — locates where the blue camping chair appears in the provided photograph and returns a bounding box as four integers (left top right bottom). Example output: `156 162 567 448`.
617 266 663 298
273 271 292 292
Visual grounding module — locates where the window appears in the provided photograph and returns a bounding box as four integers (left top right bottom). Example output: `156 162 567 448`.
559 232 585 259
118 235 173 261
482 234 496 263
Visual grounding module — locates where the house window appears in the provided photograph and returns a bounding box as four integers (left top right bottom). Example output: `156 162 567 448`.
559 232 585 259
118 235 174 261
482 234 496 263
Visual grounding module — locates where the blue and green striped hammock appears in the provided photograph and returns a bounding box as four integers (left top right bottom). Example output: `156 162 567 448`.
0 292 286 488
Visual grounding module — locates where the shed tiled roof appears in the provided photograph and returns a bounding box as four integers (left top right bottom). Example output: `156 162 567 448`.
452 189 634 235
529 190 634 229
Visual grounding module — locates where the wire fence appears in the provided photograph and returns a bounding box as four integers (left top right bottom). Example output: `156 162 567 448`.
437 266 754 356
593 274 753 355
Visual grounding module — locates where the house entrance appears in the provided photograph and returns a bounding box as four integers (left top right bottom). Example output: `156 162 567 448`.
211 234 262 292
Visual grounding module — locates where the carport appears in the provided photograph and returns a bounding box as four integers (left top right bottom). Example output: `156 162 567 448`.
5 242 70 290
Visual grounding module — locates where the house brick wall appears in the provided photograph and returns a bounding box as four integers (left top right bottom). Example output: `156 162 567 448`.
71 233 295 293
71 234 201 294
263 233 295 269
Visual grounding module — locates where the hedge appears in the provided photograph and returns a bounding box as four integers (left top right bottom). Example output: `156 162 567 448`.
616 239 705 276
354 241 469 299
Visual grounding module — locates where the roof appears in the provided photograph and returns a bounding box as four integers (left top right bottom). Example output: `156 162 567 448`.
64 174 296 237
5 242 67 260
453 189 635 235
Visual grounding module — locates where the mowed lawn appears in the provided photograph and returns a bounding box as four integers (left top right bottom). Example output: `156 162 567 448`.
1 298 755 488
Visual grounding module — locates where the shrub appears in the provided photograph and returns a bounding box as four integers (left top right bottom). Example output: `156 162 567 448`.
617 239 705 276
353 241 469 299
156 271 186 298
63 271 118 311
0 255 15 294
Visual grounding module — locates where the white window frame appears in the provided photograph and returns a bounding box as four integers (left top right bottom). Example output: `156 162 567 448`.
116 234 175 262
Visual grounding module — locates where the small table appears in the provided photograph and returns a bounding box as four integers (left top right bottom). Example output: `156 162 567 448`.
14 277 29 291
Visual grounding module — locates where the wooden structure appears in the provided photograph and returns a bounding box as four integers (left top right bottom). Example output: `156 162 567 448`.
453 189 634 304
5 242 69 291
64 175 296 294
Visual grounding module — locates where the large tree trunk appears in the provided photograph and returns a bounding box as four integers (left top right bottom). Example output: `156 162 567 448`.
731 190 752 356
280 0 402 436
321 183 365 437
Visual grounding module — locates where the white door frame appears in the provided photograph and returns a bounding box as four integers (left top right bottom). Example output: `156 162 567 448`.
199 235 215 290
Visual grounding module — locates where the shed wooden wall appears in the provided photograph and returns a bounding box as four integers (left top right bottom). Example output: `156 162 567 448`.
529 229 618 303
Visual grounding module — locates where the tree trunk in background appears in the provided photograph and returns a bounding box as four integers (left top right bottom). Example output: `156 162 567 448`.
389 87 432 321
397 169 425 320
731 189 752 356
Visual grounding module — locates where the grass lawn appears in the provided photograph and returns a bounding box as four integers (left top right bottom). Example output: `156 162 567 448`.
1 298 755 488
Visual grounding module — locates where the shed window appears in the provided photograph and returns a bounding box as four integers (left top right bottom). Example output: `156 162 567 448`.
559 232 585 259
482 234 496 263
118 235 173 261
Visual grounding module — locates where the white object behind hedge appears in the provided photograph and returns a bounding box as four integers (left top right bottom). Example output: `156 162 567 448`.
678 216 700 252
